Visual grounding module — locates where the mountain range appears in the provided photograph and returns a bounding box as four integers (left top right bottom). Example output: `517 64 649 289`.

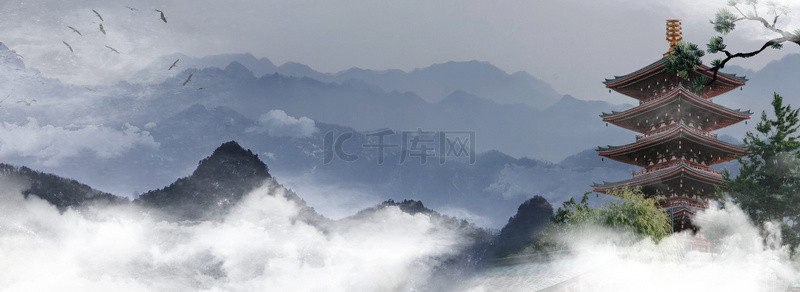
0 42 791 227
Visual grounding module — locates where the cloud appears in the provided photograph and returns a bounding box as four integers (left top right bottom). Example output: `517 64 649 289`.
247 110 318 138
0 179 469 291
464 202 800 291
0 118 158 166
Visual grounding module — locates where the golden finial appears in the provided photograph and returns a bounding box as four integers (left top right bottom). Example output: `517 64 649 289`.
664 19 682 57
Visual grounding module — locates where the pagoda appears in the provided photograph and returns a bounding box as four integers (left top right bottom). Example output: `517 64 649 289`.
592 20 751 232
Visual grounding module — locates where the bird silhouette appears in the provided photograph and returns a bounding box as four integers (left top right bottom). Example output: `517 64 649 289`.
63 41 74 53
154 9 167 23
105 45 120 54
85 87 96 92
125 6 138 11
16 99 36 106
168 59 180 70
0 94 10 106
67 26 82 36
198 87 205 90
92 9 103 21
99 23 106 35
183 73 193 86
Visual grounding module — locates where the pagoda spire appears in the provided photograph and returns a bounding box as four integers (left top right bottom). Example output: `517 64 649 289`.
664 19 683 57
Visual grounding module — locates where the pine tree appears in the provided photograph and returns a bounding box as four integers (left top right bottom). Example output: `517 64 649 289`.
723 93 800 252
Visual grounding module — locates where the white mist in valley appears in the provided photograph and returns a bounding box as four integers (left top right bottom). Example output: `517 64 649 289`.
466 202 800 291
3 172 800 291
0 177 469 291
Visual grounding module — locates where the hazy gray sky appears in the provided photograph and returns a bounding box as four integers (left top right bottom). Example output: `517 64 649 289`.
1 0 798 104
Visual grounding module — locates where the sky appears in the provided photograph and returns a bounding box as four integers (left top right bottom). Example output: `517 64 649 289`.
0 0 798 104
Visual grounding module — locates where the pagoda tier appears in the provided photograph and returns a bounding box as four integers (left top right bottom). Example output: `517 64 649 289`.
597 122 748 167
592 160 724 198
604 57 747 100
600 85 752 133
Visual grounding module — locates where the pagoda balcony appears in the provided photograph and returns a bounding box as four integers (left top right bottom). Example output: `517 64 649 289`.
631 159 723 178
661 195 710 210
635 123 718 141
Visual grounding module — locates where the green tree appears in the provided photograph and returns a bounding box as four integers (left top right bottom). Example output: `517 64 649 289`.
723 93 800 252
552 187 672 242
665 0 799 89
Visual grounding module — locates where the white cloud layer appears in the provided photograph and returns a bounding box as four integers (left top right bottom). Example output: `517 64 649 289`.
464 202 800 291
0 178 468 291
0 118 158 166
247 110 318 138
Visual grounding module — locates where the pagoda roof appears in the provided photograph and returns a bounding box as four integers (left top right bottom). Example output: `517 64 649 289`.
604 57 747 99
600 85 752 132
592 161 724 193
597 122 748 165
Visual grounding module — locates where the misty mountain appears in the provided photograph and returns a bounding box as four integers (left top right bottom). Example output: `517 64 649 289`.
134 53 562 109
0 163 125 211
493 195 554 257
132 62 631 161
135 141 325 223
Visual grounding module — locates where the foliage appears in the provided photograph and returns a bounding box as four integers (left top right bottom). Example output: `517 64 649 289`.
665 0 799 89
526 188 672 253
723 93 800 253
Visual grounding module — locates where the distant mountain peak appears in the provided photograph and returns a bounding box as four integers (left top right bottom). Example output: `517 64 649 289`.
136 141 271 220
224 61 255 79
193 141 270 179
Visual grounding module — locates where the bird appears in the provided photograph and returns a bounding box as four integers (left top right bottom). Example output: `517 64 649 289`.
63 41 74 53
168 59 179 70
92 9 103 21
182 74 193 86
105 45 120 54
84 87 96 92
99 23 106 35
67 26 82 36
16 99 36 106
154 9 167 23
125 6 138 11
198 87 205 90
0 94 10 106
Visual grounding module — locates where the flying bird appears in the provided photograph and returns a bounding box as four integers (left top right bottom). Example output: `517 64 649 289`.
84 87 96 92
16 99 36 106
0 94 10 106
168 59 180 70
182 73 193 86
62 41 74 53
99 23 106 35
154 9 167 23
198 87 205 90
105 45 120 54
125 6 138 11
67 26 82 36
92 9 103 21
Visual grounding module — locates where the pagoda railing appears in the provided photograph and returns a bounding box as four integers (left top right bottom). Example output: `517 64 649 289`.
661 195 709 210
635 123 719 141
632 159 723 178
632 160 681 177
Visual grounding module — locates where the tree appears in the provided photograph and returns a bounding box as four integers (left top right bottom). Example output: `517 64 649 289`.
665 0 800 89
723 93 800 252
549 188 672 244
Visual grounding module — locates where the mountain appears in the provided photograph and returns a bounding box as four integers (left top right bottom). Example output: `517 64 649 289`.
133 54 562 109
494 196 554 257
328 60 562 109
134 141 324 223
0 163 126 211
